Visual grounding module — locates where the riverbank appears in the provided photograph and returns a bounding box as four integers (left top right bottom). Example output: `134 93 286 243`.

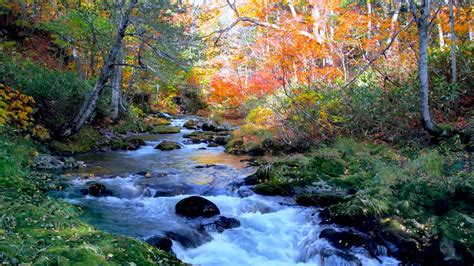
0 131 183 265
246 137 473 264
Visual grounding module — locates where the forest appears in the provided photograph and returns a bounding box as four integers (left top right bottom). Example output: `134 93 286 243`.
0 0 472 265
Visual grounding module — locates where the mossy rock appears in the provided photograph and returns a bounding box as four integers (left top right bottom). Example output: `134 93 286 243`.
253 181 294 196
144 116 172 127
296 193 349 207
183 119 199 129
49 126 106 155
151 126 180 134
311 156 345 177
155 141 181 151
110 138 145 151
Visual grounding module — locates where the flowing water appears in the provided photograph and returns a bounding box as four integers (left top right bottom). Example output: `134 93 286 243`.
57 117 399 266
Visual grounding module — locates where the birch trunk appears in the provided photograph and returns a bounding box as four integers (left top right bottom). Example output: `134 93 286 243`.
60 0 137 137
111 44 123 122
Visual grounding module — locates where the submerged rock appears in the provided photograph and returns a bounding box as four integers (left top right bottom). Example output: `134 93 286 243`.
319 229 382 259
155 141 181 151
194 164 217 169
198 216 240 233
146 235 173 252
319 248 362 266
175 196 220 218
80 183 113 197
207 142 220 147
165 228 213 248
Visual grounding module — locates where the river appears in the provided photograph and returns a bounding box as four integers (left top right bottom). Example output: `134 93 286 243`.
56 117 399 266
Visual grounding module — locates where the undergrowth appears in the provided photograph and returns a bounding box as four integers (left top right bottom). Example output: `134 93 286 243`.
0 129 181 265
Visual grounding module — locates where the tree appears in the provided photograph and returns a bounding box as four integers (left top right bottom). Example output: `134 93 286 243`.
60 0 137 137
408 0 444 136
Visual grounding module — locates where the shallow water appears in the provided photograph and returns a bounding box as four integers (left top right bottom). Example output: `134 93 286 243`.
58 118 399 266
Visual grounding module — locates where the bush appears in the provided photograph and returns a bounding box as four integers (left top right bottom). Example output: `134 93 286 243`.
0 52 94 134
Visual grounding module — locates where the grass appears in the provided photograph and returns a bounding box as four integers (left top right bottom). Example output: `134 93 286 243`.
0 129 182 265
253 137 473 260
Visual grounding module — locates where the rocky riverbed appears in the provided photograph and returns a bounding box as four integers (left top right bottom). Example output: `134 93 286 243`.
51 117 399 265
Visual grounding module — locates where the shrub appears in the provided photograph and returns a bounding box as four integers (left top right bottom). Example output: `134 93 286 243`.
0 84 35 130
0 52 94 134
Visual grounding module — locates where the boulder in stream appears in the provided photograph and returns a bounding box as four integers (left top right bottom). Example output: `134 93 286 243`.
175 196 220 218
183 119 199 129
146 235 173 252
155 141 181 151
198 216 240 233
165 228 213 248
151 125 180 134
80 183 113 197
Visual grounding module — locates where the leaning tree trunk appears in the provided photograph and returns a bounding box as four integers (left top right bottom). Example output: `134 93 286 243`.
411 0 442 136
111 44 123 122
60 0 137 137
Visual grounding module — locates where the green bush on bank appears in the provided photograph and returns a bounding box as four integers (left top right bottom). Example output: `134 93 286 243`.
254 138 473 257
0 130 181 265
0 52 111 135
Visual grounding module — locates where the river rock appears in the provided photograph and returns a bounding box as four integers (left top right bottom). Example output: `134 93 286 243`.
201 122 217 131
146 235 173 252
183 119 199 129
319 229 382 259
175 196 220 218
319 248 362 266
80 183 113 197
207 142 220 147
32 154 86 170
155 141 181 151
165 228 213 248
110 138 145 151
195 164 217 169
151 126 180 134
198 216 240 233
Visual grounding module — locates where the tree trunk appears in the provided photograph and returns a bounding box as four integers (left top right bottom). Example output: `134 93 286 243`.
410 0 442 136
449 0 457 84
70 41 84 80
60 0 137 137
367 0 372 40
111 44 123 122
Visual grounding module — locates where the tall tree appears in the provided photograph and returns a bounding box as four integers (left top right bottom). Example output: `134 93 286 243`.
408 0 443 136
60 0 137 137
111 44 123 122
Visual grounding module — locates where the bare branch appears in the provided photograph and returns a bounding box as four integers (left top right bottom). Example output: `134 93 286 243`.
341 18 415 90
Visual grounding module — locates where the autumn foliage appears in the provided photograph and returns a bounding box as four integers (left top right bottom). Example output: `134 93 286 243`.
0 84 35 129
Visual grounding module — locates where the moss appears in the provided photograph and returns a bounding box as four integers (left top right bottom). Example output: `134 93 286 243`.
0 131 182 265
49 126 106 155
254 181 293 196
155 141 181 151
296 193 349 207
151 126 180 134
110 138 145 151
310 156 345 177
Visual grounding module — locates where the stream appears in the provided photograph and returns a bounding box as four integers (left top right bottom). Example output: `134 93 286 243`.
56 117 399 266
